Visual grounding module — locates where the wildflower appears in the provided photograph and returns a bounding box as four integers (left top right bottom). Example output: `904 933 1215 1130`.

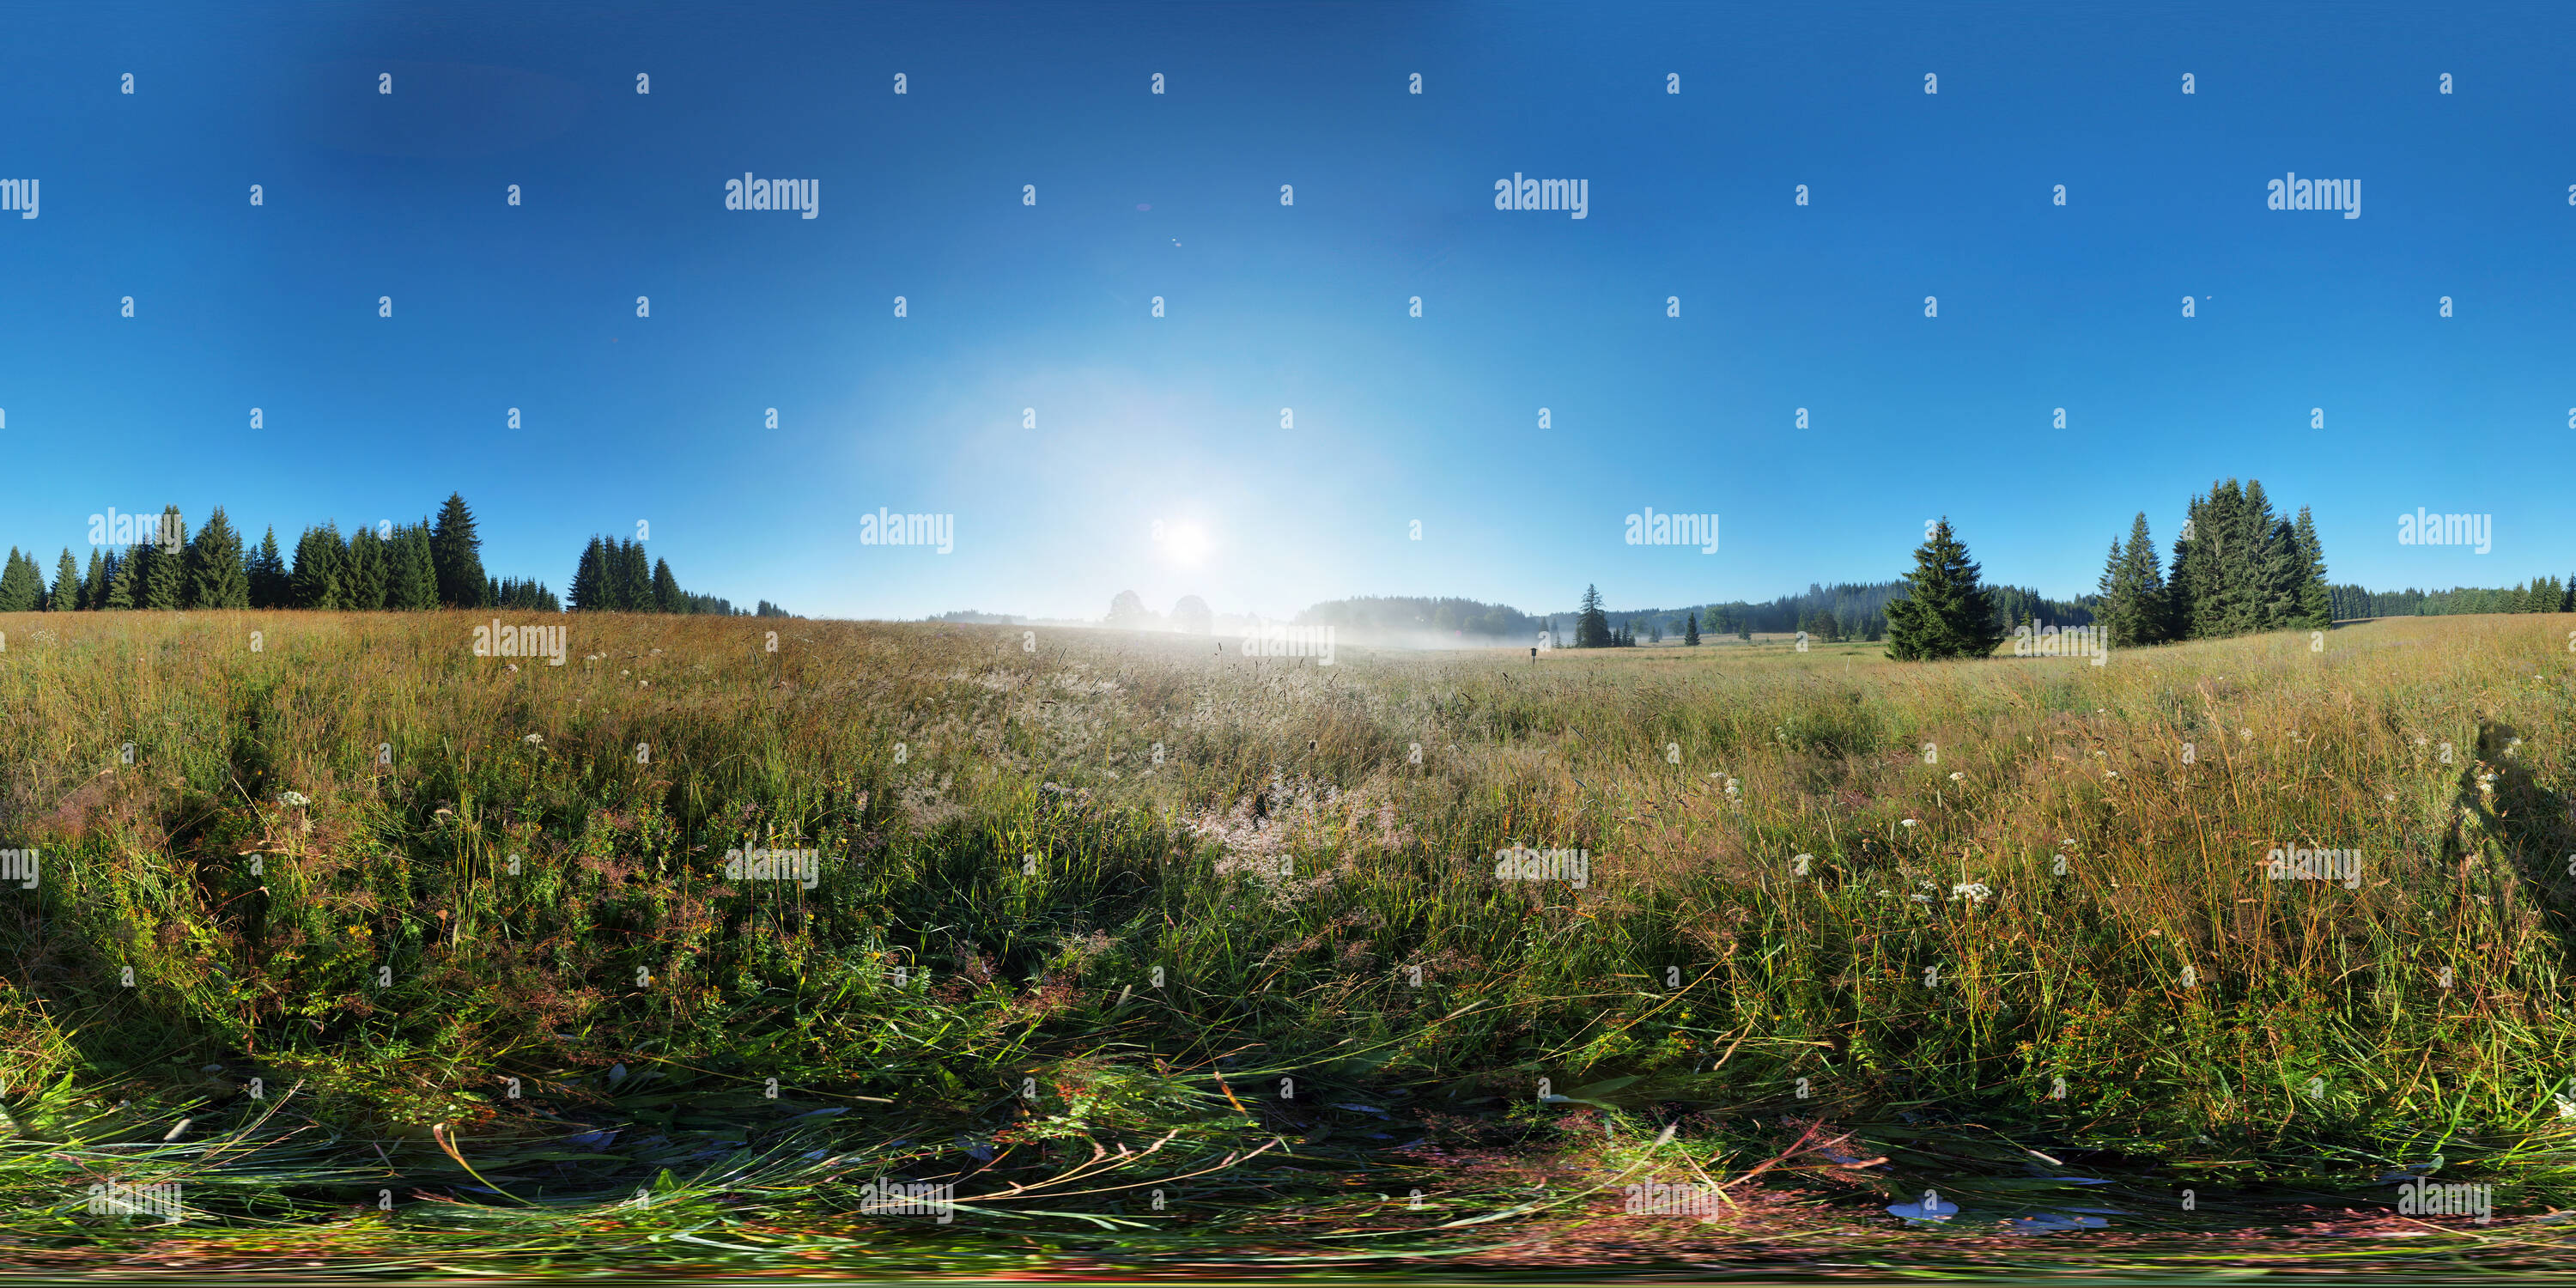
1725 778 1741 798
1947 772 1963 782
280 791 311 807
1948 883 1990 903
525 733 544 745
1899 818 1919 828
2240 728 2251 739
2105 770 2119 779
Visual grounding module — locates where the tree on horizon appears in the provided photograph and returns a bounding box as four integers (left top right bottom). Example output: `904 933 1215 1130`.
249 526 291 609
1574 585 1612 647
47 550 79 611
2095 513 2167 647
1884 519 2004 661
137 508 189 610
431 493 489 609
185 506 250 609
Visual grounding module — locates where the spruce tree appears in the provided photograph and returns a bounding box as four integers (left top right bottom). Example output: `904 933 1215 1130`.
337 527 382 611
185 506 250 609
15 550 41 611
430 493 489 608
618 541 652 611
246 527 288 608
2167 493 2210 640
652 558 680 613
1684 611 1700 646
2093 538 2124 637
2289 507 2332 629
2208 483 2247 631
48 550 79 611
125 541 156 609
0 550 36 612
1574 585 1611 647
388 523 437 610
2202 480 2255 635
2242 481 2299 631
1883 518 2005 661
141 509 189 610
2097 513 2168 647
570 537 610 611
81 550 106 610
289 525 347 610
104 549 138 609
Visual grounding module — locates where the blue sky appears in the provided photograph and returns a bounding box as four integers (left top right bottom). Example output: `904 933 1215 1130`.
1 1 2570 621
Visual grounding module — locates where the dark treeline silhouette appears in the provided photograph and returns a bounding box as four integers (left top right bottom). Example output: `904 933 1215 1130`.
0 494 546 612
0 492 789 617
2330 579 2571 620
1597 582 2094 647
566 535 790 617
1291 585 2090 647
1293 595 1545 639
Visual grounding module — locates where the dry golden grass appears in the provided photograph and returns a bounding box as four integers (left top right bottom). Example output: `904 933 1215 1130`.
0 608 2573 1259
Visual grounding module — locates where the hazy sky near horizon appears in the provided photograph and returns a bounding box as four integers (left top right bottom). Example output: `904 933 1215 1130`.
2 1 2571 621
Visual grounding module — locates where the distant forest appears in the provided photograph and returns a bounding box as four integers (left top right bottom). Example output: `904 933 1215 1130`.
2330 580 2571 620
0 492 792 618
1295 596 1548 639
1296 583 2088 646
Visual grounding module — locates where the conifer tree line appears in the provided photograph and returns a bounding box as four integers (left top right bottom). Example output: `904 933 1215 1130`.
1296 594 1544 639
566 535 783 616
2092 479 2332 647
1631 582 2093 647
0 494 559 613
2328 578 2573 620
0 494 810 617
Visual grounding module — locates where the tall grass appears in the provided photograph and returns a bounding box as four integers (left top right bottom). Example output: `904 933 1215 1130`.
3 609 2574 1265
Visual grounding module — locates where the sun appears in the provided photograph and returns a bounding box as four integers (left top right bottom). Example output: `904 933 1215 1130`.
1163 521 1212 568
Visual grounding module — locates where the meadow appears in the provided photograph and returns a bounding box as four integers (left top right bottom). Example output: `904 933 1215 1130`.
3 608 2576 1275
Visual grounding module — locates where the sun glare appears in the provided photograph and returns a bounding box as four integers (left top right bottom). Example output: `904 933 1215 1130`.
1164 521 1212 568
